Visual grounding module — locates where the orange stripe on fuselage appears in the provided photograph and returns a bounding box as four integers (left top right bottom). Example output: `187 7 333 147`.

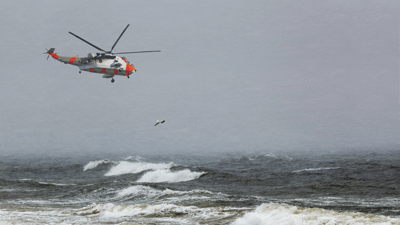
113 69 118 75
89 68 94 72
49 52 59 59
101 68 106 73
69 57 77 64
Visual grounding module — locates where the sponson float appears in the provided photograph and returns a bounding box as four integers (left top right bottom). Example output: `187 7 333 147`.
46 24 160 83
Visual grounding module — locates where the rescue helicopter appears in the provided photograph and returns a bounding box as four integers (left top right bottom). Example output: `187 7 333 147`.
45 24 160 83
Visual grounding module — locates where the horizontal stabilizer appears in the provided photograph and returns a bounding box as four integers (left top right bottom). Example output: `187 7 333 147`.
47 48 55 54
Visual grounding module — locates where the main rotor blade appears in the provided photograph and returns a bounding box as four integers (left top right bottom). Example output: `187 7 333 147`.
68 31 107 53
110 24 130 53
113 50 161 54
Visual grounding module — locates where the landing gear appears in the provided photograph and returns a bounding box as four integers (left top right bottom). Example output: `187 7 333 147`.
79 71 81 74
127 75 130 79
111 78 115 83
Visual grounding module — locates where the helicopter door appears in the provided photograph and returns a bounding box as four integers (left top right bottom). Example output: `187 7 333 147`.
97 58 105 67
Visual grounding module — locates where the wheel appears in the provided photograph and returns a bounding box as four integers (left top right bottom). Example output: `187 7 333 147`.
111 78 115 83
127 75 130 79
79 71 81 74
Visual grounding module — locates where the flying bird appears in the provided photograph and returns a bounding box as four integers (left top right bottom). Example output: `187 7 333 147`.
154 120 165 126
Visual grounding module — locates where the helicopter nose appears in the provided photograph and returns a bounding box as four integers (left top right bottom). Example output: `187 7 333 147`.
126 64 136 71
126 64 135 75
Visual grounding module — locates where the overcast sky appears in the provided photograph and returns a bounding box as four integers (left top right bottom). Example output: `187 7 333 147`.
0 1 399 156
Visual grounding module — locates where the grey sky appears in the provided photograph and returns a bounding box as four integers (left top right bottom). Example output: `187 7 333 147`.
0 1 399 156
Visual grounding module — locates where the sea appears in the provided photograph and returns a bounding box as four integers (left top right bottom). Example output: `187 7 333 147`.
0 150 399 224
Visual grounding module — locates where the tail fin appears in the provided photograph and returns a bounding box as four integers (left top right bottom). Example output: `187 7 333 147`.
46 48 59 60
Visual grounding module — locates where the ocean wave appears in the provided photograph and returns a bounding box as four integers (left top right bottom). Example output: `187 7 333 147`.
83 160 114 171
38 182 76 186
292 167 340 173
136 169 206 183
124 155 146 161
105 161 176 176
72 202 243 221
264 153 278 158
116 185 222 200
231 203 400 225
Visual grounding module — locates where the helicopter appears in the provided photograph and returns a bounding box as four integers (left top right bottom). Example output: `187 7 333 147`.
46 24 160 83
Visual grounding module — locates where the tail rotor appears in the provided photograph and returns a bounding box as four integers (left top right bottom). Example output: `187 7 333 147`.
43 48 56 60
43 48 50 60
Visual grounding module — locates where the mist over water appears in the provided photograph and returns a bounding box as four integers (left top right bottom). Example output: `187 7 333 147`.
0 0 399 224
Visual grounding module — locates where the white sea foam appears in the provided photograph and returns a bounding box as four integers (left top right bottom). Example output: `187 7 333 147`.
104 161 176 176
83 160 114 171
73 203 238 220
264 153 278 158
116 185 221 201
38 182 76 186
116 185 162 199
136 169 205 183
231 203 400 225
124 155 145 161
292 167 340 173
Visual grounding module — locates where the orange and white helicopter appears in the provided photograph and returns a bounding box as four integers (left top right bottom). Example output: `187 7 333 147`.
46 24 160 83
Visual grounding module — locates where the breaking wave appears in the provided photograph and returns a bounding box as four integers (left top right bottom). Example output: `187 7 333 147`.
124 155 145 161
232 203 400 225
292 167 340 173
72 202 243 221
38 182 77 186
83 160 114 171
116 185 221 200
83 159 204 183
136 169 205 183
105 161 176 176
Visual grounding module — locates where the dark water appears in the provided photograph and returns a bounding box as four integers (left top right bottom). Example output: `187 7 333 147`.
0 150 399 224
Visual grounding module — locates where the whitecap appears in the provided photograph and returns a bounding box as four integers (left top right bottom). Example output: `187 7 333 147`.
73 202 239 220
83 160 114 171
264 153 278 158
136 169 205 183
116 185 162 199
116 185 221 200
105 161 176 176
124 155 145 162
292 167 340 173
231 203 400 225
38 182 76 186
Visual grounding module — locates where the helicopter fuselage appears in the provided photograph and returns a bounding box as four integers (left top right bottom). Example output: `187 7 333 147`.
48 49 136 78
46 24 159 83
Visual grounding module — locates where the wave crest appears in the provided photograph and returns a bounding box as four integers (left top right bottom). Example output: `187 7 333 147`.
83 160 114 171
73 203 239 220
232 203 400 225
136 169 205 183
292 167 340 173
116 185 221 200
105 161 176 176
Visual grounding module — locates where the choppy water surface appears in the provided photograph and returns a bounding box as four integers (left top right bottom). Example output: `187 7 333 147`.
0 150 399 224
